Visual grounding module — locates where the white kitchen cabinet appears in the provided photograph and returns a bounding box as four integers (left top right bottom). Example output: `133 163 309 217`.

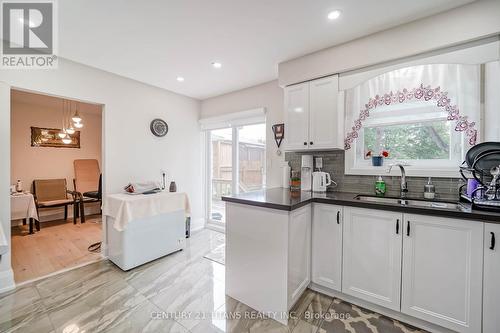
401 214 483 333
284 82 309 150
311 203 342 291
288 205 312 307
342 207 403 311
483 223 500 333
309 76 340 149
284 75 341 151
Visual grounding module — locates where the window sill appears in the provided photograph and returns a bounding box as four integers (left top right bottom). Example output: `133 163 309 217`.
345 165 461 178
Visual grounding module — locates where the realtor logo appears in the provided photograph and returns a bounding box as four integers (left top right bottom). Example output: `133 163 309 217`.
1 0 57 68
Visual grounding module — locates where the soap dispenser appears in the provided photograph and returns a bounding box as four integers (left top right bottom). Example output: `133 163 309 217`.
424 177 436 199
375 176 386 196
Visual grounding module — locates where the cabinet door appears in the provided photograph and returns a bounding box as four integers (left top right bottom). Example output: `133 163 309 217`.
312 203 342 291
342 207 403 311
284 83 309 150
401 214 483 333
483 223 500 333
288 205 311 307
309 75 340 149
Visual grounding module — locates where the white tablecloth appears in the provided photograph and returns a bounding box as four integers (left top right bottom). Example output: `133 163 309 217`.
11 193 39 221
102 191 190 231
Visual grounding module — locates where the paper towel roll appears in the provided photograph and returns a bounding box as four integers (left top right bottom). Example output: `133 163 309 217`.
282 163 291 188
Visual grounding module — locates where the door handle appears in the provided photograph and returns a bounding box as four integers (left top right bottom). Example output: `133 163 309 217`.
396 219 399 234
406 221 410 237
310 141 313 145
490 232 496 250
336 211 340 224
303 142 307 146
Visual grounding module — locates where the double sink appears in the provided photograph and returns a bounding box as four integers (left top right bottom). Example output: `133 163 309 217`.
354 195 465 210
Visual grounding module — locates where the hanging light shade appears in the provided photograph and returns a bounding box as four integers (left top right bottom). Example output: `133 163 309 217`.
58 130 67 138
72 102 82 123
66 126 75 135
74 121 83 129
62 136 72 144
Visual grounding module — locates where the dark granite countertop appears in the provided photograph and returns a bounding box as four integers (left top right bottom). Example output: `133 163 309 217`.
222 188 500 223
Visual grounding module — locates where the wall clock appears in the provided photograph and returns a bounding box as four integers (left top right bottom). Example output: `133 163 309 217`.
150 119 168 137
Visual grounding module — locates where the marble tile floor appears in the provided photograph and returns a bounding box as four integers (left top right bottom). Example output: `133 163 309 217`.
0 229 427 333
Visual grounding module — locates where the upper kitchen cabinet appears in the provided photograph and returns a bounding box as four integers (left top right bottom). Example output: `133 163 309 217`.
284 82 310 150
284 75 341 151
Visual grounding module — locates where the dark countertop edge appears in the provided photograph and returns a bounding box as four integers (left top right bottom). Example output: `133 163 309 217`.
223 195 500 223
222 196 312 211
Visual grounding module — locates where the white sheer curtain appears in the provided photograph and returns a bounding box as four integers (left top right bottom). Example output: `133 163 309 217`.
344 64 481 150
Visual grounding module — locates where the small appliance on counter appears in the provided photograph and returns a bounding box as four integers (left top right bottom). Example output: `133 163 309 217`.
459 142 500 211
312 171 332 192
301 155 313 191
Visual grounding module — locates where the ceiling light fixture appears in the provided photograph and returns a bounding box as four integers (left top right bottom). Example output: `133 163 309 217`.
212 62 222 69
176 76 185 82
327 10 341 20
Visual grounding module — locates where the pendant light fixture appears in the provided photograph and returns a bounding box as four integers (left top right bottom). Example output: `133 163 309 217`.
65 100 76 134
71 102 82 123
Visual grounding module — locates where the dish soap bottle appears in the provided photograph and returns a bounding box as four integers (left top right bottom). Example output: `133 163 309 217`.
424 177 436 199
375 176 386 196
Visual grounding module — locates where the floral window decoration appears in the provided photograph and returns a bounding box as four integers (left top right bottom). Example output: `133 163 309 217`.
343 64 481 176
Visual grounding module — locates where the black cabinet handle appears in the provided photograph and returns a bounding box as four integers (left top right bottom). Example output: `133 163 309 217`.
303 142 307 146
406 221 410 237
336 211 340 224
310 141 313 145
396 219 399 234
490 232 496 250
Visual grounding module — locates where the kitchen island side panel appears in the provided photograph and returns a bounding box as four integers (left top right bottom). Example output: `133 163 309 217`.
225 202 290 323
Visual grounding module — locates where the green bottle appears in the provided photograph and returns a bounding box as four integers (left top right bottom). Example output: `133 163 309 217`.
375 176 386 196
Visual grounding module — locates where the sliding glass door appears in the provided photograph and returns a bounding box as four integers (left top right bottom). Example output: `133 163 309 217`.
209 128 233 223
207 123 266 225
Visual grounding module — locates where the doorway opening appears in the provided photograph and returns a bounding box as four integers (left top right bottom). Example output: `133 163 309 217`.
10 89 104 284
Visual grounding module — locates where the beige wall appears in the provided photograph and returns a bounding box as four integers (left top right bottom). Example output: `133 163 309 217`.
278 0 500 86
10 92 102 190
200 80 284 188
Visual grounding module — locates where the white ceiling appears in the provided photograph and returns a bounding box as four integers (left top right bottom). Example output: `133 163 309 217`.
58 0 474 100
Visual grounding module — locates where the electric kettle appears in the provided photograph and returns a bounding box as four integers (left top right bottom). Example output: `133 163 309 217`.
312 171 332 192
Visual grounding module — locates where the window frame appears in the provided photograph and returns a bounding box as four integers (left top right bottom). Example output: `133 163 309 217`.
346 103 464 178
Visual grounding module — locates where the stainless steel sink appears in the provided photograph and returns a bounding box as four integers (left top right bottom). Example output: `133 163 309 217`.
354 195 464 210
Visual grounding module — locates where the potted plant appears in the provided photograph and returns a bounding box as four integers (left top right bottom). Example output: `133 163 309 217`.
366 150 390 166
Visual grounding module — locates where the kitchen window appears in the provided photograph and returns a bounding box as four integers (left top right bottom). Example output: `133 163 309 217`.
343 63 482 177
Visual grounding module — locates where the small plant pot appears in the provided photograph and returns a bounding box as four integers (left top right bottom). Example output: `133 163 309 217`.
371 156 384 167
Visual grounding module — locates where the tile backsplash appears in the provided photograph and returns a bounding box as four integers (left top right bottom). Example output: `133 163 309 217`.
285 150 462 201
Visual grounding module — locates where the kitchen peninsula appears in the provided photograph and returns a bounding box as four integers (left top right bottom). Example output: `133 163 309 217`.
222 188 500 332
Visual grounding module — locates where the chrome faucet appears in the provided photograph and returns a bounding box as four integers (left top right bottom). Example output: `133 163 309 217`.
387 163 408 199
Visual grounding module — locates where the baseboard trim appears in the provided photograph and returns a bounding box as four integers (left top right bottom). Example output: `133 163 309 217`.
0 268 15 294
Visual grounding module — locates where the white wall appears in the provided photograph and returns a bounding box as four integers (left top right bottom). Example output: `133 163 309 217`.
0 59 202 291
279 0 500 86
200 80 284 189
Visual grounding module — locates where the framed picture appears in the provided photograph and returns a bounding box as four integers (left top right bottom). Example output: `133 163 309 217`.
31 127 81 148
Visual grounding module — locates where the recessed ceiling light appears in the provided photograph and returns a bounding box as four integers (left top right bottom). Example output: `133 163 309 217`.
212 62 222 69
176 76 185 82
327 10 341 20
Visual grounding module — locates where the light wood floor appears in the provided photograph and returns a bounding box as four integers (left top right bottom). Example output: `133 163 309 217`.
11 215 102 283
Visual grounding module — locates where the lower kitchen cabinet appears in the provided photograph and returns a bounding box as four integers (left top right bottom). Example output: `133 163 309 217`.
483 223 500 333
342 207 403 311
288 205 311 307
401 214 483 333
311 203 342 291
